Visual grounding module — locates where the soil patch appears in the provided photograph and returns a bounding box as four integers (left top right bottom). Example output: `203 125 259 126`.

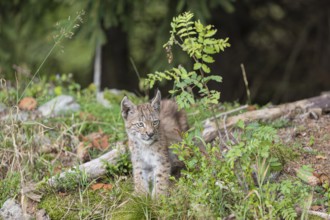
278 114 330 177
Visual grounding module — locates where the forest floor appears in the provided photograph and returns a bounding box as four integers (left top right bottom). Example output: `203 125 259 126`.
0 79 330 219
279 114 330 178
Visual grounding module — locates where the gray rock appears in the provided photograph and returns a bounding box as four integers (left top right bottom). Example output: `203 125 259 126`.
1 112 29 122
97 92 111 108
35 209 50 220
38 95 80 117
0 198 31 220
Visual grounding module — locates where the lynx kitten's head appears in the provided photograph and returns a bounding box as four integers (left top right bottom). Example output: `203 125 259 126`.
121 91 161 145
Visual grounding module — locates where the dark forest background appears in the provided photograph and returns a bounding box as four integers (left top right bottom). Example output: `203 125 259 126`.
0 0 329 104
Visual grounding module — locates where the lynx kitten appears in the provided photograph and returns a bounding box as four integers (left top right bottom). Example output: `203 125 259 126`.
121 91 188 198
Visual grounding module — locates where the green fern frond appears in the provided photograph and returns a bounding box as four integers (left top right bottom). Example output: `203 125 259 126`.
147 11 230 108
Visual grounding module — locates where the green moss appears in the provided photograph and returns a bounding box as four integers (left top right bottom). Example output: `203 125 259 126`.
39 178 135 219
39 190 109 219
38 193 76 219
308 215 324 220
111 196 157 220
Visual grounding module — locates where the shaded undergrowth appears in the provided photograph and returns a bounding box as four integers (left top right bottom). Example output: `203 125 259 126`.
0 75 329 219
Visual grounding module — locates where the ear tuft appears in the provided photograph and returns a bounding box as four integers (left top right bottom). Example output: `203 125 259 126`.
151 90 161 111
121 96 135 119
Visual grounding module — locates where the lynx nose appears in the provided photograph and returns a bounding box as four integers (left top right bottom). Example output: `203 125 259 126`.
146 132 154 138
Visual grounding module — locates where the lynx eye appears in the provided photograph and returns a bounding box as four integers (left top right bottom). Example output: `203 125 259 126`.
152 120 159 126
136 122 144 127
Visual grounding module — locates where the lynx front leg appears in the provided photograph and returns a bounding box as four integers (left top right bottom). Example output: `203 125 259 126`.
133 165 149 195
152 161 171 198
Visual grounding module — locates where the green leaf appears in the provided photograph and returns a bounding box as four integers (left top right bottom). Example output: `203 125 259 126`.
206 25 213 30
236 120 245 129
203 38 216 45
170 22 176 29
180 67 188 78
209 92 220 104
173 67 181 76
177 21 194 28
54 86 62 95
175 81 187 88
193 62 202 70
260 150 270 158
180 31 197 38
296 165 314 184
202 55 215 63
169 89 177 94
203 46 217 54
195 51 202 59
185 92 195 105
205 29 217 37
203 75 222 83
269 158 283 172
194 20 203 32
214 44 220 52
201 64 211 73
177 28 188 36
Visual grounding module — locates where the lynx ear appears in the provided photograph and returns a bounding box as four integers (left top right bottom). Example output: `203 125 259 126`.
121 96 135 120
151 90 161 112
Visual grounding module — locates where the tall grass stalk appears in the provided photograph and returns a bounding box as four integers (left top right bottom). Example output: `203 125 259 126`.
18 10 85 102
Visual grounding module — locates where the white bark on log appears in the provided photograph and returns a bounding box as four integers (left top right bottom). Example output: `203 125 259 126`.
48 143 126 186
203 93 330 142
304 210 330 220
296 207 330 220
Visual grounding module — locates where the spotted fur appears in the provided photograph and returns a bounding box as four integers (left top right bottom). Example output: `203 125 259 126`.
121 91 188 198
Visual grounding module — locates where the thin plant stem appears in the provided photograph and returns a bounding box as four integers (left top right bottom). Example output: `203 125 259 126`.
130 57 141 81
19 43 57 102
18 11 84 102
240 63 251 105
197 59 225 152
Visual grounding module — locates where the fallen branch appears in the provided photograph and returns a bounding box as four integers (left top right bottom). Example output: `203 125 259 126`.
48 142 126 186
202 104 248 124
296 207 330 220
203 93 330 142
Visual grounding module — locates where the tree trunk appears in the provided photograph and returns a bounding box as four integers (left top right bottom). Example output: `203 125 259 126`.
93 41 102 93
101 27 138 91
